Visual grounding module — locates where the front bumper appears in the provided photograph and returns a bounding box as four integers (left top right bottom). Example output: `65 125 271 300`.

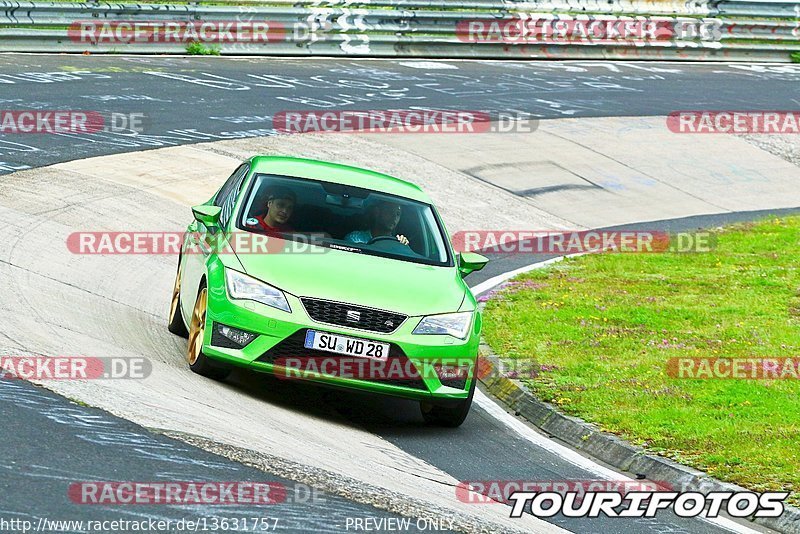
200 269 481 402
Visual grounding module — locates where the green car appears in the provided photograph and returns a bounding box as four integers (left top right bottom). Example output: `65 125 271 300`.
168 156 488 427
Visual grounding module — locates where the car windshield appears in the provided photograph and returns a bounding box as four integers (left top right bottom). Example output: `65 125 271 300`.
236 173 452 267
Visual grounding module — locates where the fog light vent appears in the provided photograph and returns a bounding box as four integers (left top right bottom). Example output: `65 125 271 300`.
433 362 470 390
211 323 256 349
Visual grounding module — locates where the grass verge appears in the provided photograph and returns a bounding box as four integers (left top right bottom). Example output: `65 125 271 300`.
185 40 221 55
483 216 800 505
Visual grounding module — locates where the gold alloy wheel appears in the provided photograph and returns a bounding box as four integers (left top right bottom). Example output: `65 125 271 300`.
187 288 207 366
168 266 181 324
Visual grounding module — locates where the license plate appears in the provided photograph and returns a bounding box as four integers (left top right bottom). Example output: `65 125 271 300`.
304 330 389 361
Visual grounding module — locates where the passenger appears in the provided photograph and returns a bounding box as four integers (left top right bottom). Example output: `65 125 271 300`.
345 199 409 246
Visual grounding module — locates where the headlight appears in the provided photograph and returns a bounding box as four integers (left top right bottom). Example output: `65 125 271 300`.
412 312 473 339
225 269 291 313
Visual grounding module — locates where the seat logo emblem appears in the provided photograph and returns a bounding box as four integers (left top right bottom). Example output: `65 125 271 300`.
346 310 361 322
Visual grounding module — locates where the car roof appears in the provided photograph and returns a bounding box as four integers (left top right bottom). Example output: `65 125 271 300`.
248 156 431 203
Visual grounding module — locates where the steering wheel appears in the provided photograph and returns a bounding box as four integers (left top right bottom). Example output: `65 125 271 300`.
367 235 402 245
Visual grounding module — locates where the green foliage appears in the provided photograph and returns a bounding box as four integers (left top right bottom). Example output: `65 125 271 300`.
484 217 800 504
186 41 221 56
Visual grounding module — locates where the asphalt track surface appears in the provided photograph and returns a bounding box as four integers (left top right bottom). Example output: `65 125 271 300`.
1 55 800 173
1 378 438 533
1 56 798 533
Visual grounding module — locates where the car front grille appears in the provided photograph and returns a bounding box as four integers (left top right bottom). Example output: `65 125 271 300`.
256 330 429 391
300 298 406 334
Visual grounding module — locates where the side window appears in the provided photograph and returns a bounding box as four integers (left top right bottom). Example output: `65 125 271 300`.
214 164 249 229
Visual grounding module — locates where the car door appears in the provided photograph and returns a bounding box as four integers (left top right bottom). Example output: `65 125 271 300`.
180 163 250 323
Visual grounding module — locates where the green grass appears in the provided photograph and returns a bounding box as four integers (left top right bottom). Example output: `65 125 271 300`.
483 216 800 504
726 38 800 46
792 51 800 63
185 40 221 55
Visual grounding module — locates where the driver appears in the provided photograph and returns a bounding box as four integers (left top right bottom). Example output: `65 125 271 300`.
250 186 296 235
345 199 409 246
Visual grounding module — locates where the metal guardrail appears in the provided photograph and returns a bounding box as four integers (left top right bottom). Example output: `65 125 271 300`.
1 28 797 61
717 0 800 17
0 0 797 60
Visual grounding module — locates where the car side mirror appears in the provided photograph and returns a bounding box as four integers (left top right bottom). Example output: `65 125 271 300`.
191 205 222 228
458 252 489 277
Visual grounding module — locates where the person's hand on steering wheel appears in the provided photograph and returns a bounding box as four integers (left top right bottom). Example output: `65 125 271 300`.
367 235 409 246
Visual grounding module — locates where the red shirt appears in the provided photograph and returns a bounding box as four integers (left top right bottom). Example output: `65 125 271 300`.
253 214 293 235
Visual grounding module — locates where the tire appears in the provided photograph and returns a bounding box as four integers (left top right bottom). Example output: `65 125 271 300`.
167 258 189 338
420 378 476 428
186 285 231 381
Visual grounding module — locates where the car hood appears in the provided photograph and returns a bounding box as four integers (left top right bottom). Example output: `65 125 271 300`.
234 246 466 317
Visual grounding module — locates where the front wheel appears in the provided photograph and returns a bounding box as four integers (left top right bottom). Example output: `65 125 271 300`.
420 379 475 428
187 286 231 381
